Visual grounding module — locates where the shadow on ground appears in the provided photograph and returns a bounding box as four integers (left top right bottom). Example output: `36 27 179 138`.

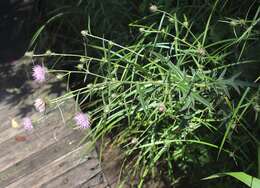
0 0 66 118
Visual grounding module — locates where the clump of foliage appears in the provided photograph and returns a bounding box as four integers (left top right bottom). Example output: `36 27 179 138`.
29 0 260 187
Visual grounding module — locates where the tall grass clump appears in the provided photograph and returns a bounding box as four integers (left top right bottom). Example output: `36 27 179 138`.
28 0 260 187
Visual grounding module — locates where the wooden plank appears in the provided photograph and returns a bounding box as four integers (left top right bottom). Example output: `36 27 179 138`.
0 60 113 187
0 93 74 137
0 100 74 144
6 145 99 188
75 172 108 188
0 107 24 125
0 75 67 123
98 141 125 188
0 97 33 123
41 156 102 188
0 120 24 143
0 131 83 187
0 105 17 115
0 113 75 171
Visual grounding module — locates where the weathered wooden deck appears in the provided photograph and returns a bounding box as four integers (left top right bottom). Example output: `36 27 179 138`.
0 57 113 188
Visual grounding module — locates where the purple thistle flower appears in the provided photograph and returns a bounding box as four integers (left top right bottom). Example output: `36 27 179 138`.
74 113 90 129
22 117 33 131
32 65 47 83
158 103 166 113
34 98 46 112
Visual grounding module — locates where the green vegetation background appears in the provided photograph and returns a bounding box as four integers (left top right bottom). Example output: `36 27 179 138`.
29 0 260 187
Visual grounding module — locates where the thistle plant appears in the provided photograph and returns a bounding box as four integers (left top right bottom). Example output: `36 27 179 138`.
74 112 91 129
22 117 33 131
32 65 47 83
34 98 46 113
28 1 260 187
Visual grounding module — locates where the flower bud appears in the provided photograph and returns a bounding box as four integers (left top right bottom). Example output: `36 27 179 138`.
149 5 158 13
34 98 46 112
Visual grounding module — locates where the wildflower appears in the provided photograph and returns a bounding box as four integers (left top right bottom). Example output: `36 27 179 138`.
197 47 206 56
149 5 158 13
76 64 84 70
34 98 46 112
74 112 90 129
32 65 47 83
81 30 88 36
111 93 117 99
158 103 166 113
22 117 33 131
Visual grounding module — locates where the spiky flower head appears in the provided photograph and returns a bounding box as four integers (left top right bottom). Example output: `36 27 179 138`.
22 117 33 131
32 65 47 83
34 98 46 112
74 112 90 129
197 47 206 56
149 5 158 13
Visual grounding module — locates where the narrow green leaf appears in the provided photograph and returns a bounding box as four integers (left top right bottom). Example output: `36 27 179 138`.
203 172 260 188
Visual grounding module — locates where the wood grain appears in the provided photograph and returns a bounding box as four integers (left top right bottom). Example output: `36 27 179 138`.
0 131 83 187
0 59 112 188
6 145 98 188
